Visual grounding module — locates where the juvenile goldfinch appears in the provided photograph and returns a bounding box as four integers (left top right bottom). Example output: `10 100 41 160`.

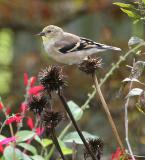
37 25 121 65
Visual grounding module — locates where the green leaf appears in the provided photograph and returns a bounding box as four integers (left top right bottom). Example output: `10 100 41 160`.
31 155 44 160
1 156 6 160
128 37 144 46
136 103 145 115
61 147 73 155
16 130 35 142
127 88 143 98
63 131 98 144
34 135 41 144
133 19 140 24
17 143 37 155
122 78 140 83
67 100 83 121
0 135 6 141
121 8 140 18
41 138 53 148
58 140 73 155
113 2 134 9
4 145 32 160
142 0 145 4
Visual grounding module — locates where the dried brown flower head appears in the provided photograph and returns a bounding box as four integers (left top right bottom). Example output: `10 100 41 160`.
84 138 104 160
79 56 102 74
38 65 67 93
41 108 65 129
27 94 48 115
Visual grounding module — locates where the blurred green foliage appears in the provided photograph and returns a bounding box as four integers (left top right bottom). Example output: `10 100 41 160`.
0 29 13 94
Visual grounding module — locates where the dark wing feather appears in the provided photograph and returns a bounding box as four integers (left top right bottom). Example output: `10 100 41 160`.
59 42 77 54
58 37 107 54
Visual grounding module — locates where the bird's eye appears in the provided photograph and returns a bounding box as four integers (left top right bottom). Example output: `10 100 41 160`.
47 30 51 33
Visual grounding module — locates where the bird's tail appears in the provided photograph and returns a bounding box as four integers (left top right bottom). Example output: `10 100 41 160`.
101 44 122 51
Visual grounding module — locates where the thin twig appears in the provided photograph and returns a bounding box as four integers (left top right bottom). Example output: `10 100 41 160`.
72 141 77 160
58 90 96 160
124 81 135 160
45 123 72 160
50 127 66 160
92 73 124 150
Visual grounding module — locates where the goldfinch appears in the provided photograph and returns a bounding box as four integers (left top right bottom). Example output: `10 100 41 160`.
37 25 121 65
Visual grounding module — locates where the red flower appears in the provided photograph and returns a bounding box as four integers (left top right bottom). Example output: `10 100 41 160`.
112 147 123 160
20 102 27 113
28 85 44 95
30 76 36 87
0 144 3 153
0 102 3 111
6 114 23 125
0 136 16 145
36 127 44 136
5 107 11 115
24 72 37 87
0 136 16 153
24 72 29 86
27 117 34 129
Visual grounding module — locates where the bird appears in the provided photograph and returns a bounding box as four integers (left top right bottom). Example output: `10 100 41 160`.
37 25 121 65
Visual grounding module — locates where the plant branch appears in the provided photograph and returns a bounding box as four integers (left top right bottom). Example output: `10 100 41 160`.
45 123 72 160
124 81 135 160
58 90 96 160
50 127 66 160
92 72 124 150
83 42 145 109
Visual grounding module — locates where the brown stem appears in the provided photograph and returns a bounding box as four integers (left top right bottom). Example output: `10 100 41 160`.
72 141 77 160
58 90 96 160
50 127 66 160
125 81 135 160
92 72 124 150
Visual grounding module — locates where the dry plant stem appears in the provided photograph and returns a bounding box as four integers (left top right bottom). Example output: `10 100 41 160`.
72 141 77 160
47 43 145 158
58 91 96 160
50 127 66 160
83 42 145 108
125 81 135 160
92 72 124 150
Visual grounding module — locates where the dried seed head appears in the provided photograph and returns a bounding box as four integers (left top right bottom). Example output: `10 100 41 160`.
41 108 65 129
130 61 145 79
38 65 67 93
79 56 102 74
27 94 49 115
84 138 104 160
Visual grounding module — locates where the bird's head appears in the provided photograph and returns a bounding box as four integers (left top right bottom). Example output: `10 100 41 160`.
37 25 63 42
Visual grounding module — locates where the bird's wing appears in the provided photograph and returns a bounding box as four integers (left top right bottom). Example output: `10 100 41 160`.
54 33 121 54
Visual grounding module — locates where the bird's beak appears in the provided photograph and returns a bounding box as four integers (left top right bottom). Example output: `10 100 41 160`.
35 32 45 36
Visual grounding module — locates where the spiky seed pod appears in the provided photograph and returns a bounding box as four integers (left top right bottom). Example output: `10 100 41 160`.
84 138 104 160
38 65 67 94
41 108 65 129
79 56 102 74
27 94 49 115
